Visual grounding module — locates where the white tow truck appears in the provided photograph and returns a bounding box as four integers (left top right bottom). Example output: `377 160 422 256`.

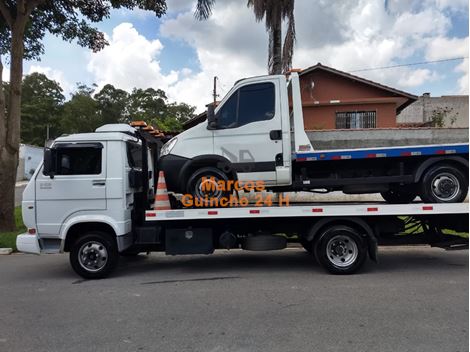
16 118 468 279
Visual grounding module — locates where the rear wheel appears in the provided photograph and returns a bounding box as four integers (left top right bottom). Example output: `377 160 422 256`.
314 225 367 274
381 186 417 204
70 231 119 279
419 164 468 203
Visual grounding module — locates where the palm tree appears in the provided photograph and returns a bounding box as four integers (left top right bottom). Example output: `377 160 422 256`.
195 0 296 75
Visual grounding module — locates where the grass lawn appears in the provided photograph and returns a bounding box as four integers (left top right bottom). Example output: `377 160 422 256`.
0 207 26 251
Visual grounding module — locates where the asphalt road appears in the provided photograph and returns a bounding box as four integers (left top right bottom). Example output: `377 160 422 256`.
0 247 468 352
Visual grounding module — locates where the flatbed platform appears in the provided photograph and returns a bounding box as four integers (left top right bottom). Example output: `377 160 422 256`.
145 202 469 221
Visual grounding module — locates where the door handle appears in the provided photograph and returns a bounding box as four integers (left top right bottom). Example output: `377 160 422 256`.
270 130 282 140
92 180 106 186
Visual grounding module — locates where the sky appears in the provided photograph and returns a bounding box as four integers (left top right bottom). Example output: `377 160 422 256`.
17 0 470 112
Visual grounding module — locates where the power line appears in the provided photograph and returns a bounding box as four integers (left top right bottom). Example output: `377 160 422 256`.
350 57 468 72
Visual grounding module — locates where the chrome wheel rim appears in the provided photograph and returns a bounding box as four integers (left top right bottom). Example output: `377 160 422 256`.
326 235 358 267
196 176 223 199
78 241 108 272
431 172 460 201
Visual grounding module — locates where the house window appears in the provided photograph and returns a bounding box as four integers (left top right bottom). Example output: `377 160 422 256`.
335 111 377 129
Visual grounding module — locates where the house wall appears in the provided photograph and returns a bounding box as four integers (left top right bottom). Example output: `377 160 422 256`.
303 103 396 130
300 70 393 102
17 144 43 181
299 70 407 129
398 95 469 128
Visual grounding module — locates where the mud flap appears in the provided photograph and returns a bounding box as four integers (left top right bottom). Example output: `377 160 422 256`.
368 234 378 263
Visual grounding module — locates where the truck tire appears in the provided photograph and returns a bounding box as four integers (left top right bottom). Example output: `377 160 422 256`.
187 166 230 205
314 225 367 274
419 163 468 203
381 187 417 204
70 231 119 279
242 235 287 251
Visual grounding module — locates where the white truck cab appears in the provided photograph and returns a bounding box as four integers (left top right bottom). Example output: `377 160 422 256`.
159 72 313 197
18 124 154 255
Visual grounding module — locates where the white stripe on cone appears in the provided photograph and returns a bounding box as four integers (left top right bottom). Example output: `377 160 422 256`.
154 171 171 210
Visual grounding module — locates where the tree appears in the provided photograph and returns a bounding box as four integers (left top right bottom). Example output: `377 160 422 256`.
127 88 196 131
128 87 168 124
0 1 167 231
21 72 65 145
152 102 196 131
195 0 296 75
94 84 129 125
60 84 101 134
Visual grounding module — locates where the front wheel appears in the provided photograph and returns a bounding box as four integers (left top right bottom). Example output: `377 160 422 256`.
70 231 119 279
187 167 231 206
419 164 468 203
314 225 367 274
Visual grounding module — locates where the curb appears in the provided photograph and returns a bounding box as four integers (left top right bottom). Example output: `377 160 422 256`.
0 248 13 255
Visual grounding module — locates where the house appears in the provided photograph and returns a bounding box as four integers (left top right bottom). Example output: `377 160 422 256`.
397 93 469 128
299 63 417 130
182 63 418 130
17 144 43 181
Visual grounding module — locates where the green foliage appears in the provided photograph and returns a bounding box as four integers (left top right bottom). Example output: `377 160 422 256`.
430 106 458 128
0 207 25 251
60 83 101 134
20 74 196 146
127 87 168 122
94 84 130 124
21 73 65 145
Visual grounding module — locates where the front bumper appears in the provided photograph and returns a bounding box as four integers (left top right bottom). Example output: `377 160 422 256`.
16 234 41 254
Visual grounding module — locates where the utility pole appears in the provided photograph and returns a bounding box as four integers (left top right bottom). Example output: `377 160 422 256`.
213 76 218 105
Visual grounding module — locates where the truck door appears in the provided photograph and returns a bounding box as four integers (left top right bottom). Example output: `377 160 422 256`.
213 79 283 185
35 142 107 236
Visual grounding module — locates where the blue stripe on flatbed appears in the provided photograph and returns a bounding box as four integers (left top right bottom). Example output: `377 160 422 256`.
295 144 469 162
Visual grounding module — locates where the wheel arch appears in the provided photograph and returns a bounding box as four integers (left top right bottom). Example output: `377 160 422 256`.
179 154 238 190
306 217 378 262
63 221 117 252
413 156 468 182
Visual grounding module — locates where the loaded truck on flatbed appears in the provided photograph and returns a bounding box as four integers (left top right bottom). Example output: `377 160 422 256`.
160 71 469 204
16 97 469 278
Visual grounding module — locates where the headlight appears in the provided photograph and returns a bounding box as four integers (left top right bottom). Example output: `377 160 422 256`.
160 137 178 156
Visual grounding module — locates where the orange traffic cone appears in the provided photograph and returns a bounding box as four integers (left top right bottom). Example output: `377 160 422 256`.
153 171 171 210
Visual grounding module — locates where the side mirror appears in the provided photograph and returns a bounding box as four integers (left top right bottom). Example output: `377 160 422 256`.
43 147 55 179
207 104 217 129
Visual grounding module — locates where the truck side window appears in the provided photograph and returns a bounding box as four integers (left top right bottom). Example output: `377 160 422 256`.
238 83 274 126
127 142 143 169
216 82 275 129
55 147 102 175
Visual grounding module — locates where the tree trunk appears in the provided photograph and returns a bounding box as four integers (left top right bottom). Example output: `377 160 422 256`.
270 17 283 75
0 22 25 231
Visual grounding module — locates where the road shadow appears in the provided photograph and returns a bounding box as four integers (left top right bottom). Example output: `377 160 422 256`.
116 249 324 278
116 247 468 278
